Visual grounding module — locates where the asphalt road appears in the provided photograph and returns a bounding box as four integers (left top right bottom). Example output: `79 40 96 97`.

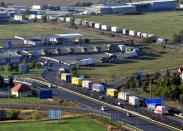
38 65 176 131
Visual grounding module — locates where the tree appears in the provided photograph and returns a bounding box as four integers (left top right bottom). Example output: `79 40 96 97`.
0 2 5 7
0 75 4 88
8 76 15 88
172 34 180 43
127 76 136 89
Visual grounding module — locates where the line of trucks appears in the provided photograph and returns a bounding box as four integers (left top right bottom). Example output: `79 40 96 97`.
58 17 166 43
60 72 168 115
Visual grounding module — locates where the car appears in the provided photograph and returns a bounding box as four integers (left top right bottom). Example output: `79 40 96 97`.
126 112 132 117
101 106 107 111
48 84 56 88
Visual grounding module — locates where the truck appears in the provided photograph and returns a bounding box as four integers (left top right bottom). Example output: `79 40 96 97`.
123 29 129 35
94 23 101 29
129 96 140 106
82 20 89 27
71 77 83 86
61 73 71 82
118 91 131 101
129 30 137 37
89 22 95 28
65 17 71 23
74 19 82 25
111 26 121 33
92 84 104 92
154 106 168 115
106 88 118 97
82 80 93 89
101 25 111 31
78 58 95 66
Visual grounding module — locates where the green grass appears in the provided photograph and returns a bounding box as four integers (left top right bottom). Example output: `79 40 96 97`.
0 118 106 131
81 11 183 39
78 45 183 82
0 68 43 77
0 23 105 41
0 97 83 108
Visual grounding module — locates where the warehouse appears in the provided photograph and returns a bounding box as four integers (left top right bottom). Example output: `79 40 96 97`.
0 51 22 64
86 3 136 14
0 11 10 24
132 0 176 12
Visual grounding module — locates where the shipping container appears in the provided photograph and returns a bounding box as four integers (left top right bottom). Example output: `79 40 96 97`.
61 73 71 82
94 23 101 29
89 22 95 28
154 106 168 115
78 58 95 66
101 25 111 31
106 88 118 97
82 80 93 89
129 30 137 37
118 91 131 101
111 26 121 33
92 84 104 92
129 96 140 106
74 19 82 25
71 77 83 86
123 29 129 35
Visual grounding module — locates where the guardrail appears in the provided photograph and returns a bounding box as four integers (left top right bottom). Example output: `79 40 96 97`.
26 77 182 131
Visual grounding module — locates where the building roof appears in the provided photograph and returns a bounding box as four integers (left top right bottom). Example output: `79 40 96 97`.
0 51 22 58
11 84 32 92
55 33 84 39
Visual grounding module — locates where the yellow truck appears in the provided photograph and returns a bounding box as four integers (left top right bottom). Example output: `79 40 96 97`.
61 73 71 82
106 88 118 97
71 77 82 86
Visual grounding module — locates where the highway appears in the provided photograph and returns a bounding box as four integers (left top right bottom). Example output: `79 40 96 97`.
21 77 172 131
27 65 180 131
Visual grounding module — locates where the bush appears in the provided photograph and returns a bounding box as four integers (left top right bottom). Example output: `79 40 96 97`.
32 111 46 120
7 109 20 120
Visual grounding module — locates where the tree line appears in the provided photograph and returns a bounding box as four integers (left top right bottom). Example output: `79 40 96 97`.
127 71 183 101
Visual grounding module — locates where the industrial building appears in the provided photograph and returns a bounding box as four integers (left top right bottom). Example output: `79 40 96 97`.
0 51 22 64
15 33 84 46
0 11 10 24
132 0 177 12
86 3 136 14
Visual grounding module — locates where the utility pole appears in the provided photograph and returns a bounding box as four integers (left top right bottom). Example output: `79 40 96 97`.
150 77 152 98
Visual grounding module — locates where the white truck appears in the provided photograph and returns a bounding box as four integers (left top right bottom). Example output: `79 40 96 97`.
128 96 140 106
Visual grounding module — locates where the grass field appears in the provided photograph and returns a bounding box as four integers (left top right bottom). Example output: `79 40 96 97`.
0 118 106 131
81 11 183 39
0 68 43 77
0 23 104 41
78 45 183 82
0 23 71 39
0 97 82 108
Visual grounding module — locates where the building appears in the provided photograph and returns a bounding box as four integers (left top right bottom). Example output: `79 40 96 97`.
0 11 10 24
0 51 22 64
11 84 32 97
49 33 84 44
86 3 136 14
132 0 177 12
